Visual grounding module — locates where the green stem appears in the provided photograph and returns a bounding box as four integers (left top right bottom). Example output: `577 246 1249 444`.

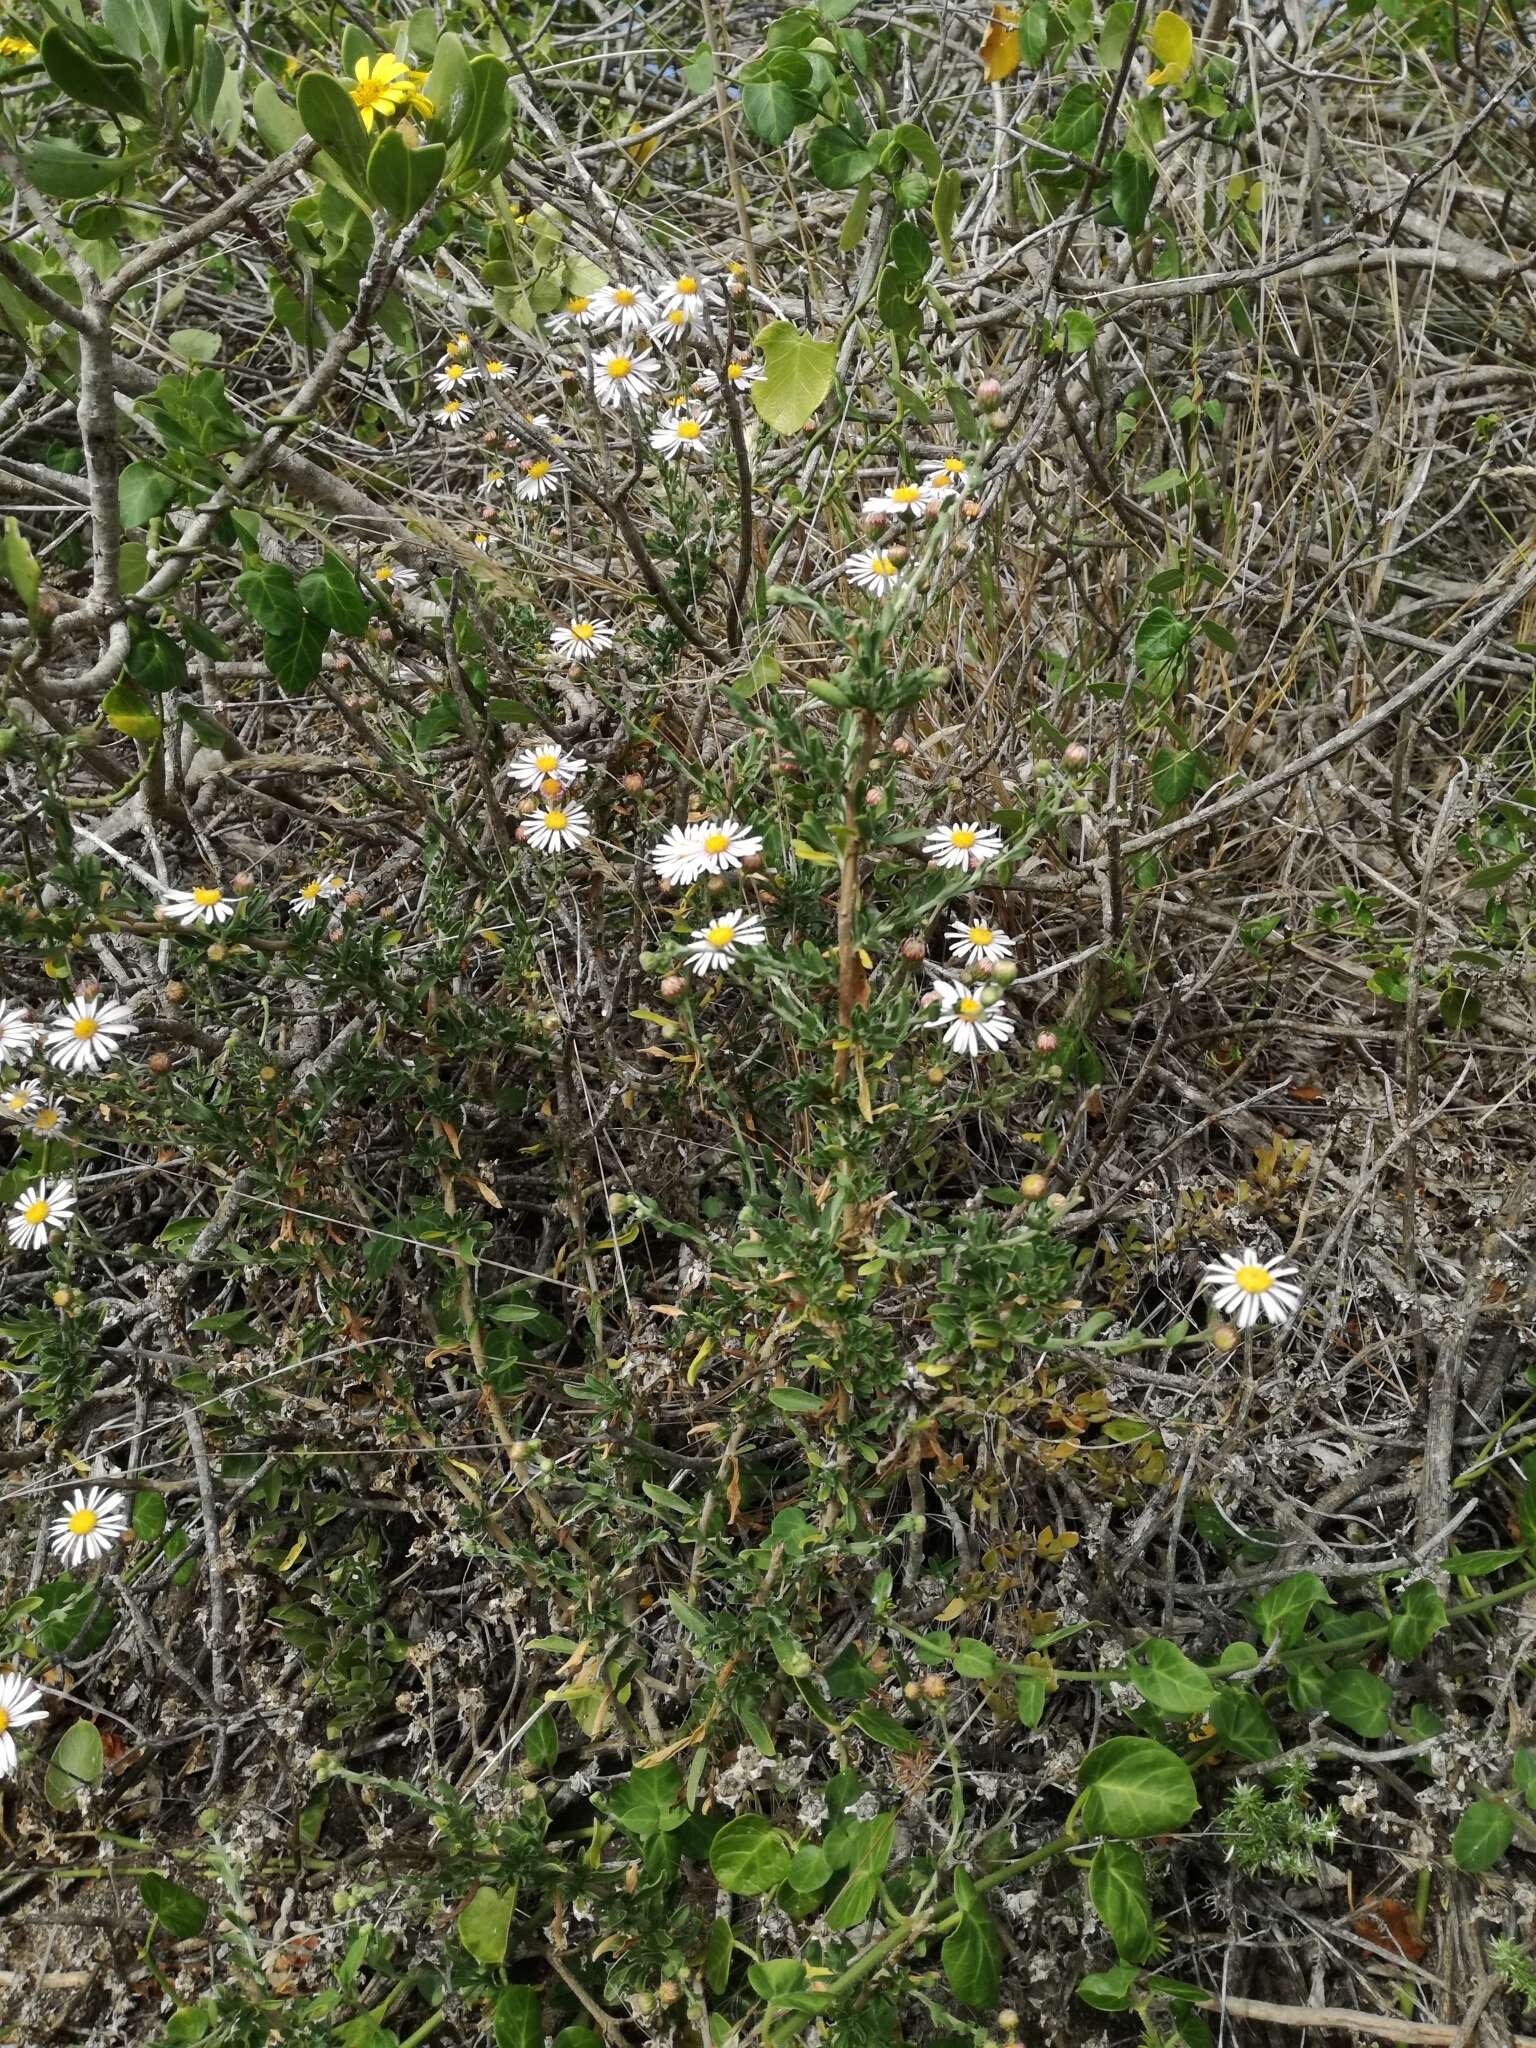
396 2012 449 2048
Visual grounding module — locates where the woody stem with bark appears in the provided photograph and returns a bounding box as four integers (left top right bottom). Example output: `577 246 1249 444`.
833 711 881 1089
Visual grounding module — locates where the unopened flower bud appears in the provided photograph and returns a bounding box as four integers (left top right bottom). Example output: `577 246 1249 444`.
660 974 686 1000
231 872 253 894
344 889 365 910
890 735 911 757
1034 1029 1058 1053
164 981 187 1005
1046 1191 1069 1211
903 1681 921 1701
962 497 982 519
1064 741 1090 768
987 408 1009 431
1211 1322 1240 1352
900 936 927 964
886 543 908 564
481 429 498 447
148 1050 171 1075
989 959 1017 986
657 1980 682 2006
864 785 884 808
375 625 394 645
621 772 644 794
920 1673 947 1701
1020 1173 1049 1200
863 511 886 532
206 943 226 964
925 1063 947 1083
976 376 1003 404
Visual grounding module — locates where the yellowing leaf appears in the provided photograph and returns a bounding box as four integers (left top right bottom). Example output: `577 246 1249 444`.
624 120 662 166
979 4 1021 80
1146 8 1193 84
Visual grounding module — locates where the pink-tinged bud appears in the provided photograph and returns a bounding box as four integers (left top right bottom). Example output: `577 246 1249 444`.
1034 1029 1058 1053
621 772 644 794
334 653 352 674
962 497 982 519
900 936 927 964
863 511 886 532
864 785 884 808
481 430 498 448
231 872 254 894
147 1050 171 1075
890 735 911 757
1064 742 1090 769
886 543 908 564
660 973 686 999
917 988 938 1008
376 625 394 646
977 376 1002 404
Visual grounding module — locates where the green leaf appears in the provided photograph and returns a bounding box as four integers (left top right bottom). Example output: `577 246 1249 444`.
1089 1842 1154 1963
1133 606 1192 689
808 123 875 188
119 461 177 527
1451 1799 1514 1874
709 1815 792 1895
169 327 220 365
1078 1737 1199 1838
458 1883 516 1964
1512 1748 1536 1809
603 1761 685 1839
295 69 371 190
739 50 818 145
1077 1961 1140 2011
126 624 188 695
102 679 163 741
1127 1639 1213 1719
2 516 42 622
24 138 124 198
366 127 446 224
252 77 305 154
40 26 148 119
161 2010 212 2044
1251 1571 1332 1647
752 319 837 434
1016 1673 1046 1728
1109 148 1156 232
839 174 873 251
888 218 930 282
131 1489 167 1541
234 560 303 633
823 1811 895 1929
1050 81 1103 156
1387 1580 1447 1661
766 1387 824 1414
139 1873 209 1938
940 1908 1002 2008
681 45 715 94
423 31 474 144
551 2031 601 2048
522 1708 558 1770
492 1984 541 2048
1320 1666 1392 1740
1208 1684 1278 1761
847 1702 922 1753
1150 746 1211 809
263 612 330 695
952 1636 997 1679
933 165 961 265
458 55 511 175
705 1916 734 1993
298 550 371 635
889 120 940 175
44 1720 104 1810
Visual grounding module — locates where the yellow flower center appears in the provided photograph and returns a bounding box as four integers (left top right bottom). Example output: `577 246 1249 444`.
535 751 559 773
23 1198 49 1224
614 287 637 306
702 830 730 855
950 828 977 850
374 565 393 582
676 420 701 440
442 400 461 415
486 360 505 375
890 485 922 504
68 1507 97 1536
351 75 395 112
567 296 590 315
1233 1263 1274 1294
705 923 735 949
942 457 965 475
72 1016 99 1039
0 1706 8 1733
968 925 994 947
675 275 698 296
473 533 489 548
443 364 464 382
605 355 632 380
726 362 745 380
570 622 594 641
957 997 982 1017
33 1109 58 1130
3 1093 23 1112
300 881 322 900
487 471 504 485
662 308 686 327
526 461 550 479
192 887 221 908
869 555 896 576
543 810 568 832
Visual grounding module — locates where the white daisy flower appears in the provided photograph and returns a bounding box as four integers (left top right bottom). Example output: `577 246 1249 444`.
509 739 590 792
26 1096 69 1139
1202 1249 1304 1331
650 409 715 462
162 885 236 930
684 909 768 975
0 1078 42 1121
844 549 906 596
515 457 563 502
699 356 763 396
864 482 935 521
650 823 710 888
649 304 697 350
658 272 715 326
592 349 658 411
592 282 654 337
371 561 419 592
923 820 1005 871
946 918 1015 968
7 1177 76 1251
0 1670 46 1779
44 995 136 1075
925 456 970 494
923 981 1016 1058
290 874 345 916
0 1000 38 1061
434 396 474 430
550 292 601 336
525 802 591 854
471 530 493 553
693 817 762 875
550 618 616 663
48 1485 128 1568
483 356 511 381
440 331 472 360
483 466 507 494
434 360 479 396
